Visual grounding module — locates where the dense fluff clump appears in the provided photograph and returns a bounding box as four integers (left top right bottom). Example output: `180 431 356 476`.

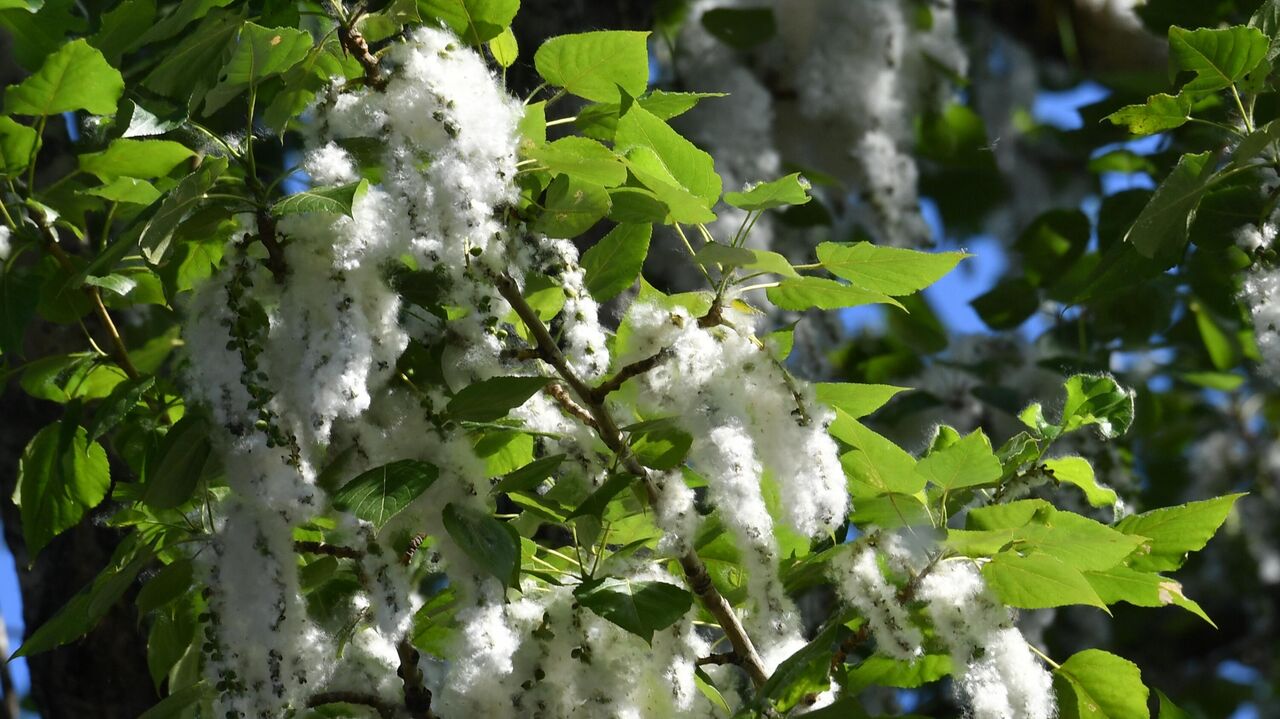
919 561 1057 719
831 543 923 660
619 300 848 643
1241 267 1280 380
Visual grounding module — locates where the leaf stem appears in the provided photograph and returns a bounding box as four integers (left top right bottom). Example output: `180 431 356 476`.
1231 84 1255 134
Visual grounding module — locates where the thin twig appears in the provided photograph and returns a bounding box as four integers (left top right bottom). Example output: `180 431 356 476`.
591 348 672 401
696 651 739 667
495 272 770 688
294 540 364 559
544 382 599 430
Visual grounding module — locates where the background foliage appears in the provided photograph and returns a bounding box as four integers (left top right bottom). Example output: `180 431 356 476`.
0 0 1273 718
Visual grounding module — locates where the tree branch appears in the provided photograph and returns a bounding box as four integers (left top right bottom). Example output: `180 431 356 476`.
294 540 363 559
307 691 397 719
252 210 288 284
696 650 739 667
544 382 598 430
495 272 770 688
590 348 672 401
338 23 387 90
396 638 435 719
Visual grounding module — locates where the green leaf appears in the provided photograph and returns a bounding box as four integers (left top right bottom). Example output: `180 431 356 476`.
724 172 811 211
4 39 124 115
203 23 313 113
1055 649 1149 719
1124 150 1214 263
78 139 195 181
1228 119 1280 170
627 418 693 470
581 222 651 301
494 454 565 493
420 0 519 45
1105 94 1193 135
15 535 153 657
914 429 1001 490
816 242 966 295
576 577 692 642
357 0 420 43
447 376 551 422
1088 150 1158 175
615 105 720 208
971 277 1039 330
1043 456 1118 508
758 622 849 713
82 177 161 206
442 502 520 587
814 383 907 418
137 683 210 719
534 30 650 102
607 187 671 223
695 242 797 278
272 180 368 217
638 90 724 120
136 559 194 615
143 415 211 510
0 116 37 175
1192 302 1238 370
1115 493 1245 572
835 416 923 496
133 156 229 265
700 7 776 49
567 472 637 520
89 0 157 63
982 552 1108 610
1059 375 1135 439
16 421 111 559
1251 0 1280 60
527 136 627 187
1168 25 1268 92
845 654 952 693
488 26 518 67
1083 565 1213 625
1016 209 1090 288
87 376 154 441
533 174 611 238
623 148 716 224
1156 690 1192 719
332 460 439 528
767 277 903 311
141 9 241 103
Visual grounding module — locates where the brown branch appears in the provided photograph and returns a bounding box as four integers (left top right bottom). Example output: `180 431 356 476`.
590 348 672 401
696 650 739 667
397 639 435 719
253 210 288 284
338 23 387 90
294 540 364 559
495 272 770 688
307 691 397 719
544 382 598 430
